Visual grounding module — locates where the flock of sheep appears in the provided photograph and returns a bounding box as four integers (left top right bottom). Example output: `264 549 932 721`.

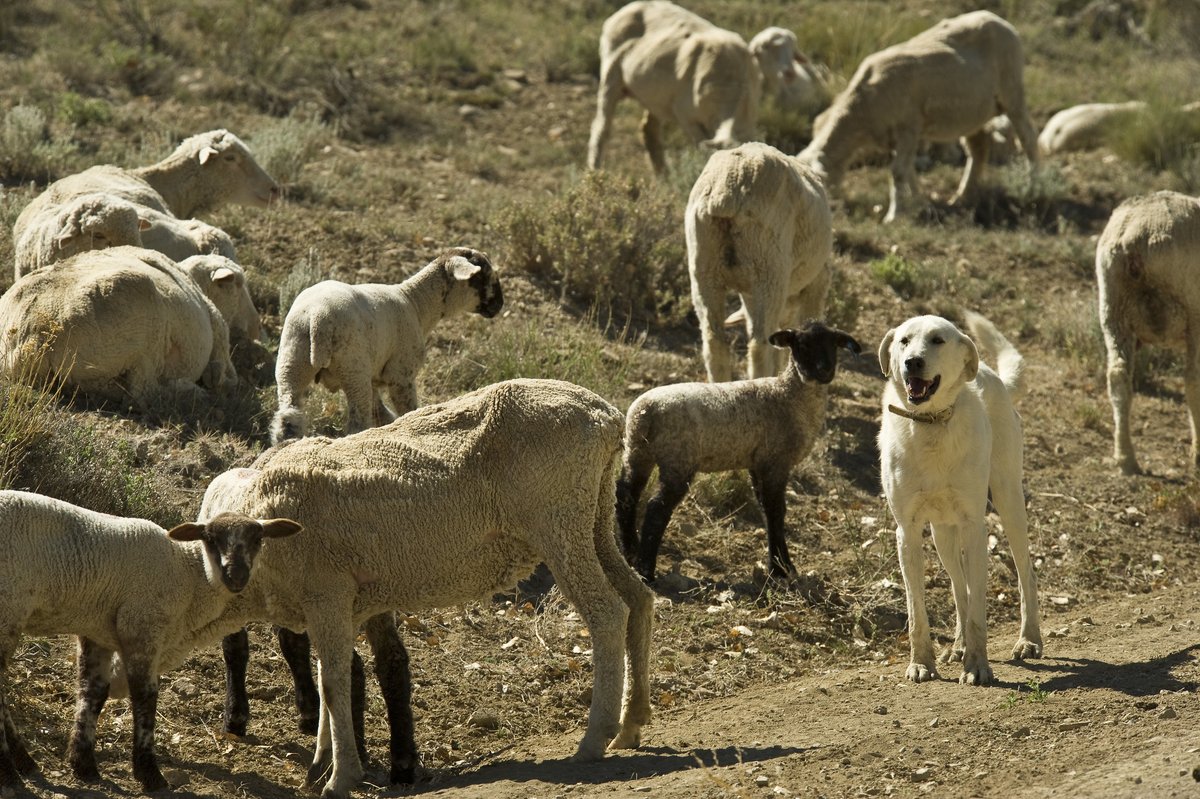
0 1 1198 797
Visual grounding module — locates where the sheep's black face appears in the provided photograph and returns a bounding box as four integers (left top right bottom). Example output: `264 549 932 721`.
453 247 505 318
770 321 862 384
168 513 303 593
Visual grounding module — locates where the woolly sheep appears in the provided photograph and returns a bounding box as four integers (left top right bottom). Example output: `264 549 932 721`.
617 322 861 583
747 26 831 118
12 192 149 279
176 253 262 343
13 129 279 251
587 1 762 174
0 489 300 792
138 206 238 264
797 10 1039 223
1096 190 1200 474
0 246 237 404
270 247 504 444
687 142 833 382
134 378 654 799
1037 101 1147 155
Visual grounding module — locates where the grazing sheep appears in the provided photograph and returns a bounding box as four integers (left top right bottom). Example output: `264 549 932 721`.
138 206 238 264
0 489 300 792
748 26 831 117
141 378 653 799
797 10 1039 223
616 322 861 582
177 254 262 343
0 246 237 404
686 142 833 382
270 247 504 444
13 192 149 279
1096 190 1200 474
587 0 762 174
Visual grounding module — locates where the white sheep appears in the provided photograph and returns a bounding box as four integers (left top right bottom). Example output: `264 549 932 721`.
176 253 262 343
0 489 300 793
1037 101 1148 155
0 246 237 405
747 26 831 118
270 247 504 444
798 10 1039 223
12 192 149 279
686 141 833 382
131 378 654 799
587 0 762 174
617 321 861 582
1096 190 1200 474
137 205 238 264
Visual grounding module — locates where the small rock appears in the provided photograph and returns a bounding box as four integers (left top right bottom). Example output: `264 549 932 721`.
467 709 501 730
1160 707 1178 720
1136 614 1158 625
632 787 651 793
1058 720 1088 731
874 705 888 715
1012 727 1031 739
928 717 941 728
755 775 770 786
911 767 933 782
1049 626 1071 638
170 678 200 699
458 104 482 119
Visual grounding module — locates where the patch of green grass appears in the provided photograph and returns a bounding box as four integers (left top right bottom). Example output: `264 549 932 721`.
1110 100 1200 191
868 252 933 300
1005 678 1052 707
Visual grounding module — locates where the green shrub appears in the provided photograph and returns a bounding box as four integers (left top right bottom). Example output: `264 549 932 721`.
869 252 930 300
501 170 688 324
249 112 329 187
0 104 76 184
1110 101 1200 191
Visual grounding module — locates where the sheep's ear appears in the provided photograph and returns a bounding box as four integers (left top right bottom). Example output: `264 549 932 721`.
212 266 237 284
877 328 896 377
259 518 303 538
198 145 219 165
767 329 794 348
167 522 207 542
137 215 152 232
836 331 862 356
961 334 980 382
450 256 482 281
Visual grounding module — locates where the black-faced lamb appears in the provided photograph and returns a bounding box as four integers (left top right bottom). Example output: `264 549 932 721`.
1096 190 1200 474
0 490 300 792
12 192 149 278
616 321 861 583
686 141 832 382
270 247 503 443
144 378 654 799
797 10 1039 223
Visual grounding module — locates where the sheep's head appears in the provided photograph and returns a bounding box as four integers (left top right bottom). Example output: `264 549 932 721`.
749 27 801 95
53 193 148 258
182 129 282 210
442 246 504 318
769 321 861 384
180 254 262 342
169 512 302 593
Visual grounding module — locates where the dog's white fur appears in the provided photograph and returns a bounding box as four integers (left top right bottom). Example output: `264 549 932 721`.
877 312 1041 685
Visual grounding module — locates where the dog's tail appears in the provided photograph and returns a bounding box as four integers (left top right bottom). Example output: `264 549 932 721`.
963 310 1026 401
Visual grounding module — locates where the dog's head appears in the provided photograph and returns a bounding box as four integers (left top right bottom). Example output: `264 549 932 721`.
878 315 978 409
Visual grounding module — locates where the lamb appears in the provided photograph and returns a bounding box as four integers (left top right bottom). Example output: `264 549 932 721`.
12 192 149 278
270 246 504 444
136 378 654 799
0 246 237 404
1096 190 1200 474
616 321 861 583
686 142 833 382
747 26 831 118
587 1 762 174
797 10 1039 223
12 129 279 253
176 253 262 343
138 206 238 263
0 489 301 792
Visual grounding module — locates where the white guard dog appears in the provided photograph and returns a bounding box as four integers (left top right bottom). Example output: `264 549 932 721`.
877 312 1042 685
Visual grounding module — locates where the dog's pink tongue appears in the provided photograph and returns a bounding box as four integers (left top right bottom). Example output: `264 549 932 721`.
906 377 932 400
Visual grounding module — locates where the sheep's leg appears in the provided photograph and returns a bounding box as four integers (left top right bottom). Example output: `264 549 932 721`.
272 353 318 443
636 474 692 583
221 628 251 736
126 655 168 792
989 464 1042 660
587 59 623 170
306 597 363 799
1185 337 1200 471
750 469 795 579
952 129 991 207
276 627 320 734
744 290 788 379
385 381 418 418
0 639 34 787
884 130 919 223
929 522 992 686
68 637 113 782
615 462 652 559
1099 287 1140 473
640 112 667 175
341 379 377 434
896 523 938 682
688 221 733 382
363 613 419 784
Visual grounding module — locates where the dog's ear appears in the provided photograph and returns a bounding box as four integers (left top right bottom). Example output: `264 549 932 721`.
877 328 896 377
961 332 980 382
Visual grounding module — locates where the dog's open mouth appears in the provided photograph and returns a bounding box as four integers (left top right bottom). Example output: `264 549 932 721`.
905 375 940 405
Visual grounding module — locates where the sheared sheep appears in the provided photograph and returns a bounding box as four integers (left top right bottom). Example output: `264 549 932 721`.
748 26 831 118
270 246 504 444
798 10 1039 223
616 322 861 583
13 192 149 278
127 378 653 799
686 141 833 382
1037 101 1147 155
0 246 237 404
176 254 262 343
1096 190 1200 474
587 0 761 173
0 489 300 792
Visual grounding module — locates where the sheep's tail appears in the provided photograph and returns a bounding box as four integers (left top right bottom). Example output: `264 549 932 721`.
962 310 1025 400
307 311 333 371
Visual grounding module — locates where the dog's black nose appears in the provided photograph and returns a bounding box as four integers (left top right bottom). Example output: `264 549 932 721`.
905 356 924 372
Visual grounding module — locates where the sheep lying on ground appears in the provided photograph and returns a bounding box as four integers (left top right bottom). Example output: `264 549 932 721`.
588 0 761 174
177 254 262 343
138 206 238 263
798 10 1038 223
13 192 149 278
1096 190 1200 474
748 26 831 118
687 142 833 382
1037 101 1147 155
141 378 653 799
0 246 237 404
617 322 861 583
271 247 503 443
0 489 300 792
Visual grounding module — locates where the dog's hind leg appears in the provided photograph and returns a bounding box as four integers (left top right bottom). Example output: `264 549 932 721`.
896 523 939 682
989 475 1042 660
930 521 993 686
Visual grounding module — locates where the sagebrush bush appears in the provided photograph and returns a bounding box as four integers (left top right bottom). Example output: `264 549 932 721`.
1110 101 1200 191
249 112 328 187
0 104 76 184
502 170 688 324
869 252 930 300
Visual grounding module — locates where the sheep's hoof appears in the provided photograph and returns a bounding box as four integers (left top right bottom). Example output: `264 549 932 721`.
135 767 169 793
389 760 417 786
297 714 319 736
70 752 101 783
10 745 35 776
608 726 642 750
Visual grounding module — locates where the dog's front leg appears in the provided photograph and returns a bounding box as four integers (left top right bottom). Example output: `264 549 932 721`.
931 522 993 686
896 523 938 682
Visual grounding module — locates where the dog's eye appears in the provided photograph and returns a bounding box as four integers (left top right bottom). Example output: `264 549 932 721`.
930 336 944 345
899 337 909 345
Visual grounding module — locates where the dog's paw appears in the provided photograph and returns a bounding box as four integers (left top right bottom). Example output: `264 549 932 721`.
940 644 965 664
1011 638 1043 660
905 662 939 683
959 660 994 686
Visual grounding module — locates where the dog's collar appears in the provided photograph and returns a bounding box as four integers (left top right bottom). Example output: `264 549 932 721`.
887 403 954 425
